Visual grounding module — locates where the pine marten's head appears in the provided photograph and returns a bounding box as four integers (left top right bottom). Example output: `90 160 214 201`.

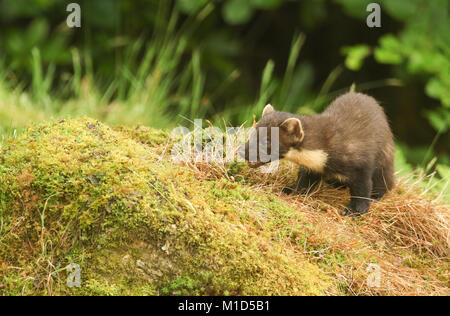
242 104 305 168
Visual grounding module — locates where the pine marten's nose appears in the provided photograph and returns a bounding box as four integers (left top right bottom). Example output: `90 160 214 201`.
242 142 265 168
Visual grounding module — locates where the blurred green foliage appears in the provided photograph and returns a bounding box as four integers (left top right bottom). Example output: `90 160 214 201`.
341 0 450 135
177 0 283 24
0 0 448 179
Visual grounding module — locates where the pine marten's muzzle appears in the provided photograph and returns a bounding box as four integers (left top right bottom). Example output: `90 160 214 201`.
240 139 269 169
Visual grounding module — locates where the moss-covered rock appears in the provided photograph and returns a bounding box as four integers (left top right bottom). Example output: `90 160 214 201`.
0 118 334 296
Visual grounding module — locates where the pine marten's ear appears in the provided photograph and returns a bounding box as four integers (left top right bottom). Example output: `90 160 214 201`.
262 104 274 117
281 118 304 142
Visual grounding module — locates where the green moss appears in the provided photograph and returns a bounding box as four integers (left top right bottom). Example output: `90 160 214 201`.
112 125 169 147
0 118 334 296
226 161 247 182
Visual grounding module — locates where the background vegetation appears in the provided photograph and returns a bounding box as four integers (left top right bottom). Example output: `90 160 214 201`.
0 0 448 193
0 0 449 296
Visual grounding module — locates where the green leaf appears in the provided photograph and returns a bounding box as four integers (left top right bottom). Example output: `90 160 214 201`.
255 59 276 111
380 34 402 50
382 0 418 20
334 0 367 19
374 34 403 64
426 79 450 108
426 79 445 100
341 44 371 71
223 0 254 25
26 18 49 48
5 30 24 53
374 48 403 64
261 59 275 92
177 0 208 14
424 109 449 133
250 0 282 9
437 164 450 180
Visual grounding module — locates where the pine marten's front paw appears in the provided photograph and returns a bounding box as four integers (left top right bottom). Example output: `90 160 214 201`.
326 179 348 190
282 186 296 194
342 208 357 217
282 181 319 195
342 206 369 217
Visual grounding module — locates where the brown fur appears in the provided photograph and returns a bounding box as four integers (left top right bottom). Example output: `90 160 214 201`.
244 92 395 215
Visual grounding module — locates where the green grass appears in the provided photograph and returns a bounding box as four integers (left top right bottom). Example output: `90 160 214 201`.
0 118 333 295
0 0 447 211
0 0 448 297
0 117 448 296
0 3 214 131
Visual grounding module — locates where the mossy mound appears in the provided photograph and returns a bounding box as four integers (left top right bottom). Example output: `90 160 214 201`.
0 118 334 295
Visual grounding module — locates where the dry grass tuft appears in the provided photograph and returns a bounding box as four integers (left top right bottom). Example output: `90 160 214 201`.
180 156 449 296
80 129 449 295
364 186 449 259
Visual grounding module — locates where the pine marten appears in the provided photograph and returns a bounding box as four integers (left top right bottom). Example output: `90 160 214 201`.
243 92 395 216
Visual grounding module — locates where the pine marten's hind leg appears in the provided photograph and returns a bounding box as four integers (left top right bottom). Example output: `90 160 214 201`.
282 169 322 194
